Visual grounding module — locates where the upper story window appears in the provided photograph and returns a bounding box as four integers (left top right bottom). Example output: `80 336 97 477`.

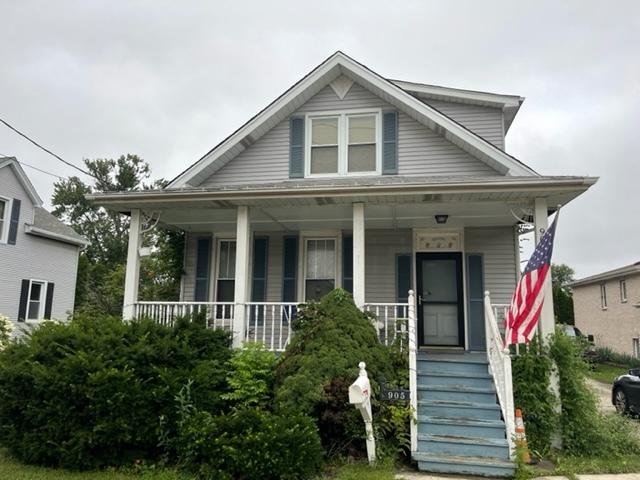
600 283 607 309
0 197 9 243
27 280 46 320
306 110 380 177
620 279 627 303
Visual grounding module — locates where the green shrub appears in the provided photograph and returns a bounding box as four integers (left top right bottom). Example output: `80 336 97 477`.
550 330 640 457
0 314 232 469
176 409 324 480
595 346 640 368
511 338 558 455
274 289 396 455
221 342 277 410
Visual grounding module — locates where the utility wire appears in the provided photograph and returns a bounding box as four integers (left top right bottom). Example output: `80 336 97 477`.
18 160 64 180
0 116 95 178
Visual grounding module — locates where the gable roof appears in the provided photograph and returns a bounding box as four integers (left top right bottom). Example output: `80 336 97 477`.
168 51 537 189
25 207 90 247
569 261 640 288
0 157 43 205
389 79 524 133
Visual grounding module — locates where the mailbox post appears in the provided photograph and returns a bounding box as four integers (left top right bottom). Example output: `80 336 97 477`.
349 361 376 464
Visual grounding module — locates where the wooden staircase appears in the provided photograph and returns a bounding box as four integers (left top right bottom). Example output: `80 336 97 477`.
412 352 515 477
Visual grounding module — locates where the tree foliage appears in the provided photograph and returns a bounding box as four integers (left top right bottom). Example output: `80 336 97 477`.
552 263 575 325
51 155 184 315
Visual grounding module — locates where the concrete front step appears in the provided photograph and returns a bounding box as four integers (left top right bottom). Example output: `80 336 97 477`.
418 399 502 420
417 433 510 459
417 371 494 389
417 415 506 439
413 452 515 478
417 384 497 404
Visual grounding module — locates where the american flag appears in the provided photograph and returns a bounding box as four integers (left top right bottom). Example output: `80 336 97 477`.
505 214 559 346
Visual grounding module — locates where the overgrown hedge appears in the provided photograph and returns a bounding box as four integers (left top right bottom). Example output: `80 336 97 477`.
0 315 232 469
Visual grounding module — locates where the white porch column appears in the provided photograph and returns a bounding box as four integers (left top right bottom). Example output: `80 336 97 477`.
534 197 555 342
353 203 365 308
123 209 142 320
233 205 251 348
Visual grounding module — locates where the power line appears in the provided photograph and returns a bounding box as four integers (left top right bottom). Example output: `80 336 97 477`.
18 160 64 180
0 116 94 178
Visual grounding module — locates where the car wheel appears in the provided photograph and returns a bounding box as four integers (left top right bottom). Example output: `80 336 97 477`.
614 388 629 414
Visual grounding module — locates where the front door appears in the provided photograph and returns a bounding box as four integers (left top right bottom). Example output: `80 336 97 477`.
416 252 464 347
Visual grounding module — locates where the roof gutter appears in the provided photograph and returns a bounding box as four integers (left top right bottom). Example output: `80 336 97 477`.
25 225 91 247
88 177 598 206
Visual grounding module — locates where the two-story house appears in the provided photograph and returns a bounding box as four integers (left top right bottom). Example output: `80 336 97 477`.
0 157 88 330
89 52 596 476
571 262 640 357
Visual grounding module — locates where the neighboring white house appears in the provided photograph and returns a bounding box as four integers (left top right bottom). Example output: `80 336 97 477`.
0 157 88 329
89 52 597 476
571 261 640 357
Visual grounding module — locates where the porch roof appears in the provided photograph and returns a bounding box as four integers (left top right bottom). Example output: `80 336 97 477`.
89 174 597 212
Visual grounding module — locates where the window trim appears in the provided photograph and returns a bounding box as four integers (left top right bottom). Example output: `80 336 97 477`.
600 283 607 310
0 196 11 244
302 236 339 300
26 279 47 322
304 108 382 178
620 279 628 303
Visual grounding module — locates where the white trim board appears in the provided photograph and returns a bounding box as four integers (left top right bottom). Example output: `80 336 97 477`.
167 51 537 189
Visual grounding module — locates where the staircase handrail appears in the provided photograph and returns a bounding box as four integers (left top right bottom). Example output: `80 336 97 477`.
407 289 418 455
484 291 515 456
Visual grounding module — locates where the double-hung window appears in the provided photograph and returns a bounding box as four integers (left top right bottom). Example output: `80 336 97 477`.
0 197 9 243
27 280 46 320
305 239 336 301
216 240 236 318
600 283 607 309
307 111 380 177
620 279 627 303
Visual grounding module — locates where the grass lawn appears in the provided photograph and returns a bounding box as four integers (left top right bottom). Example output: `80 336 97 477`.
323 461 396 479
0 451 191 480
588 362 629 384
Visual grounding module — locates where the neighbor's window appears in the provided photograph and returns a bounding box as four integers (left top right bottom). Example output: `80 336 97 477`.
620 279 627 303
0 198 8 243
600 283 607 309
305 239 336 301
27 280 46 320
307 111 379 176
216 240 236 318
634 338 640 358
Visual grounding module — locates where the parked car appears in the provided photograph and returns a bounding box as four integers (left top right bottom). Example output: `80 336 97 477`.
560 324 598 362
612 368 640 415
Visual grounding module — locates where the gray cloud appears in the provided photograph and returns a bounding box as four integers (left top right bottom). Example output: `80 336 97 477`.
2 0 638 278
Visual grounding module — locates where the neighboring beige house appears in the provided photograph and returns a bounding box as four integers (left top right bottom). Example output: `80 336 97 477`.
571 262 640 357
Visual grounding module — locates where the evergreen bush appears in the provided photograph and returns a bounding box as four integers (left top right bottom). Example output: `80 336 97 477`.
0 314 232 469
274 289 396 455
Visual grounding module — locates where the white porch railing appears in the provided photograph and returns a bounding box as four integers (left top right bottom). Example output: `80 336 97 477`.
484 291 515 456
363 302 409 347
243 302 298 352
134 301 235 330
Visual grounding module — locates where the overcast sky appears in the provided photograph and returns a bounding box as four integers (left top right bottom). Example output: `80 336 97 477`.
2 1 639 278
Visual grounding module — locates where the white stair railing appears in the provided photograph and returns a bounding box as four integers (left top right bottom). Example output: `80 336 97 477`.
484 291 515 457
363 302 409 347
407 290 418 455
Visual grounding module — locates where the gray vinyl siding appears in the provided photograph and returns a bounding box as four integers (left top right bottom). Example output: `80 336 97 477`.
201 82 500 186
0 166 80 328
364 229 412 303
424 100 505 149
181 232 199 301
465 227 518 305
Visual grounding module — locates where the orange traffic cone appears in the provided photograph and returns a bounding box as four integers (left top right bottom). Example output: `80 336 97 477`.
514 408 532 464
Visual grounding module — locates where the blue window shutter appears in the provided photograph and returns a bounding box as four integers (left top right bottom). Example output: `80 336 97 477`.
289 117 305 178
467 254 486 351
342 235 353 294
44 283 55 319
18 279 29 322
251 237 268 325
282 236 298 302
396 254 411 303
194 237 211 301
382 111 398 175
8 199 21 245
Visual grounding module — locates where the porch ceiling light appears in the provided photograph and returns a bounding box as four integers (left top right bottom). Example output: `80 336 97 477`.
435 214 449 224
